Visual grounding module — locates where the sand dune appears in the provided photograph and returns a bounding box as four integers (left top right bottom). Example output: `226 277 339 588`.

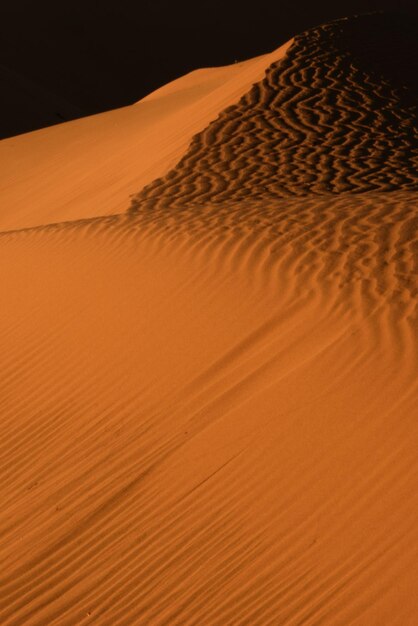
0 40 292 231
0 13 417 625
131 14 417 211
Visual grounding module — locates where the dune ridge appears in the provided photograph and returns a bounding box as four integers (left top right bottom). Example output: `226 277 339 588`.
130 13 417 212
0 13 417 625
0 39 292 231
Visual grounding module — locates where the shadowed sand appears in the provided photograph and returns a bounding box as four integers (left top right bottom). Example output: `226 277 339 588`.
0 13 417 625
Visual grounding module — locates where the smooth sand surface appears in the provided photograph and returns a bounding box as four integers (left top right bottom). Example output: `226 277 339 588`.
0 14 417 625
0 40 292 231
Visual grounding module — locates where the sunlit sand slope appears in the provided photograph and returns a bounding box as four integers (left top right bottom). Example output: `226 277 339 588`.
0 189 417 624
0 40 291 231
0 13 417 626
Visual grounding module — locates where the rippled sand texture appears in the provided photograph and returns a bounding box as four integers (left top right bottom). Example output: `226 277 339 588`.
1 13 418 626
130 15 417 211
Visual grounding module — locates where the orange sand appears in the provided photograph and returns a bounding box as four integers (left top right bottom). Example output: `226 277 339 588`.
0 40 292 231
0 15 417 625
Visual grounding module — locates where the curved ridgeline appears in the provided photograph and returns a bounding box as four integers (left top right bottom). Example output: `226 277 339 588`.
129 13 418 212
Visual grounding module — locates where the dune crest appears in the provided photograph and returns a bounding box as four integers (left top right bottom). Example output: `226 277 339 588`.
0 13 417 625
0 40 292 231
130 13 417 213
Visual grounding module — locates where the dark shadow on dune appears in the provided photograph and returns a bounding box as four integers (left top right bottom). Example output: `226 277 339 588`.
2 2 417 140
337 13 418 101
129 13 418 213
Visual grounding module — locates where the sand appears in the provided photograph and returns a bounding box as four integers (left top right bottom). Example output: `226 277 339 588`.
0 40 292 231
0 13 417 625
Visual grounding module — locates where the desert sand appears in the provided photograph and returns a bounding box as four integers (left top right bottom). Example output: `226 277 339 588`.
0 13 417 625
0 39 292 231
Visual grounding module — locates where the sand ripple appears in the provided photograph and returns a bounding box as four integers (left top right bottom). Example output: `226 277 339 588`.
130 14 417 211
0 13 417 626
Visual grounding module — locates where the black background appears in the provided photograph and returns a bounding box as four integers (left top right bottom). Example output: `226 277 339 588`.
1 0 417 138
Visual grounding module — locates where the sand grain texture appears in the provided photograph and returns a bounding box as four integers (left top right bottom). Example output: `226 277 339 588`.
0 13 417 626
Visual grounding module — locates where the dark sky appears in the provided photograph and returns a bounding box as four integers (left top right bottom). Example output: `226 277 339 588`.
0 0 417 138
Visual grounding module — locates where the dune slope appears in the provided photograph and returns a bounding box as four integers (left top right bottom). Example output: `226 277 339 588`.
130 13 417 209
0 13 417 626
0 40 292 231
